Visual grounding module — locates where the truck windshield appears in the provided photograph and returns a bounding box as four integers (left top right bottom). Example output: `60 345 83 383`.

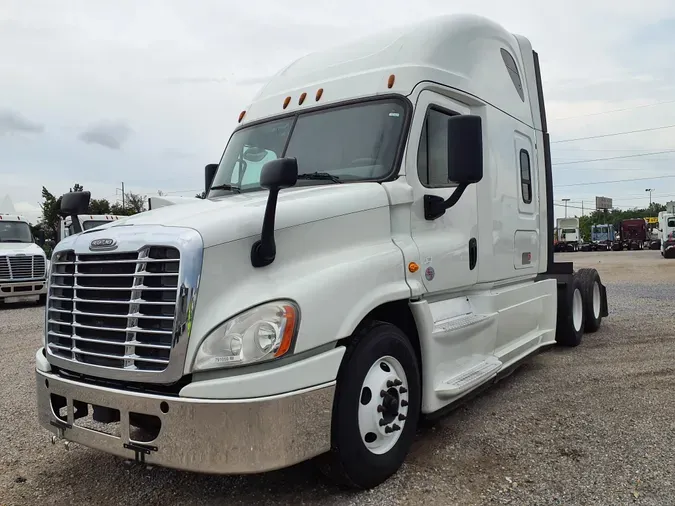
208 98 407 196
0 221 32 243
668 218 675 227
562 228 576 234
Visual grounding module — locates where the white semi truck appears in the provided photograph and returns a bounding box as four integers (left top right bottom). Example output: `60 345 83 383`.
658 211 675 258
556 217 581 252
59 214 124 242
0 214 48 305
35 14 609 489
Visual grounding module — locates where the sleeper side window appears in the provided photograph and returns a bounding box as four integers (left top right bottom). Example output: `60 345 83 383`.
519 149 532 204
417 108 457 188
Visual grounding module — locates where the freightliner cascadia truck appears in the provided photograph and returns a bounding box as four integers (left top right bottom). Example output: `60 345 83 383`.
35 14 609 489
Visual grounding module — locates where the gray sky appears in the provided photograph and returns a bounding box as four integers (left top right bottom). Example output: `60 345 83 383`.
2 0 675 223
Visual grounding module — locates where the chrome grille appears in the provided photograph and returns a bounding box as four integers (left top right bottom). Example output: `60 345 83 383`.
0 255 46 281
46 247 180 372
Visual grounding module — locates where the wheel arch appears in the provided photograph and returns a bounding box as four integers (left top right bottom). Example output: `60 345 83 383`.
337 299 422 386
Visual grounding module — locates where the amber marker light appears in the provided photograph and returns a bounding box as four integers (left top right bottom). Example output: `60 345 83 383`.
316 88 324 101
274 304 298 358
408 262 419 273
387 74 396 88
283 96 291 109
238 110 246 123
299 92 307 105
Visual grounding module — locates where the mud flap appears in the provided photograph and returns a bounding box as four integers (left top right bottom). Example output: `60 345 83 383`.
599 283 609 317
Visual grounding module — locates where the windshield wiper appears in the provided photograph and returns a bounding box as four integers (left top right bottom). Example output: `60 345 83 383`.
297 172 342 183
210 183 241 193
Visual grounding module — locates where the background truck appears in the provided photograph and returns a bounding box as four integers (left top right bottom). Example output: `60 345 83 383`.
35 14 609 490
58 214 124 242
0 214 48 305
613 218 647 250
659 212 675 258
556 217 581 252
590 224 615 251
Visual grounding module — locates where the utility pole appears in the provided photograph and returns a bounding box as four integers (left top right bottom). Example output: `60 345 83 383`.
562 198 570 218
645 188 653 208
581 201 584 216
116 182 125 209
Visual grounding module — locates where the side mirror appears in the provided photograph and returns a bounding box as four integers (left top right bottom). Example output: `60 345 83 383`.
205 163 218 196
250 158 298 268
58 191 91 234
424 115 483 220
447 115 483 184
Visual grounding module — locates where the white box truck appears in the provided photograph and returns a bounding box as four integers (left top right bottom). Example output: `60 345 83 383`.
35 14 609 489
0 214 48 305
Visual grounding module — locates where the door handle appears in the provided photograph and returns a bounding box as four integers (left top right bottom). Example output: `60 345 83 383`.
469 238 477 270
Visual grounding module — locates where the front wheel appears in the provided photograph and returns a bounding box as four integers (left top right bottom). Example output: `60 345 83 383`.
318 321 421 489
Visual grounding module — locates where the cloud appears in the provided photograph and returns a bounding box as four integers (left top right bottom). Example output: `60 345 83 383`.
0 109 44 135
3 0 675 224
78 120 132 150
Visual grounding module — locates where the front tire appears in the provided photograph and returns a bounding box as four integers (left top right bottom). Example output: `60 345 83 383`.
318 321 421 489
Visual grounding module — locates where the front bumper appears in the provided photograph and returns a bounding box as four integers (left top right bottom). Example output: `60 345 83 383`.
0 279 47 299
36 368 336 474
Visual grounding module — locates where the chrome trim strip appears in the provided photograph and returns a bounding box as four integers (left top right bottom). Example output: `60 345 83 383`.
45 225 203 384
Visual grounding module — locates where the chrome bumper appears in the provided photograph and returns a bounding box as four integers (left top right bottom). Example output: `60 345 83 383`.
36 369 335 474
0 279 47 299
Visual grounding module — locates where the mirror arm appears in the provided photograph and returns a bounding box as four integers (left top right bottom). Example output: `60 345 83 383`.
70 215 83 234
424 183 469 221
250 188 280 268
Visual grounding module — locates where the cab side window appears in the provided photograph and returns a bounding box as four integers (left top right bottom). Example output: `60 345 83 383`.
417 108 457 187
519 149 532 204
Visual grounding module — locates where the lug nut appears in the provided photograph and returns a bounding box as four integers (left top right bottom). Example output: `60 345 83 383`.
377 405 385 413
399 386 408 394
386 380 394 388
398 413 407 421
392 424 401 431
394 379 402 386
385 426 393 434
401 399 408 407
379 419 387 426
380 390 387 397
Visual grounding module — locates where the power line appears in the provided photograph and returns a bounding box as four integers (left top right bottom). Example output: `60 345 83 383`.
553 149 675 166
552 123 675 144
554 174 675 188
552 99 675 121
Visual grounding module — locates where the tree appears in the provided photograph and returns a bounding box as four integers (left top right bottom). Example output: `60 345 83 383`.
38 186 60 243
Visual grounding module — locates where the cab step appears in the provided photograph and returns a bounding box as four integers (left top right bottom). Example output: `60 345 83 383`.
435 356 503 398
432 312 495 334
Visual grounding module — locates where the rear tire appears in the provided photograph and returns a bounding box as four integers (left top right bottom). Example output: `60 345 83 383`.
576 268 603 333
317 321 421 489
555 276 586 347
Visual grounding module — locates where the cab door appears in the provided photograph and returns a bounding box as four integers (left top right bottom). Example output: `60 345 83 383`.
407 91 479 293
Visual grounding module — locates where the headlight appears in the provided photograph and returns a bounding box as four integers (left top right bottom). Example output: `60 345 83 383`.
193 300 299 372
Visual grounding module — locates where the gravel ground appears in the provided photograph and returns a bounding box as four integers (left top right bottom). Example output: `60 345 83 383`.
1 250 674 505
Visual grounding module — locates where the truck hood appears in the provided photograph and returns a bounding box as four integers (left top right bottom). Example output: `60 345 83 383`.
0 242 45 256
98 183 391 248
